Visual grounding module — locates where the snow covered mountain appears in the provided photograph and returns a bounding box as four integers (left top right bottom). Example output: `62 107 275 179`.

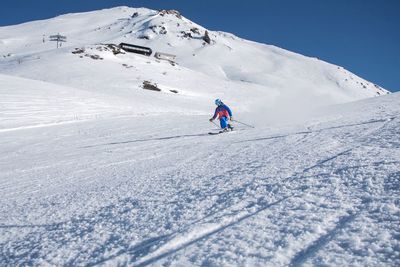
0 6 398 267
0 6 389 128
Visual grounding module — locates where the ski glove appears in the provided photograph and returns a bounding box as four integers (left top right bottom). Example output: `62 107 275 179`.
230 116 233 121
209 118 214 122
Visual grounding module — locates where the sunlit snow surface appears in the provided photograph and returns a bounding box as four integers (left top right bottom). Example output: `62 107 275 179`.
1 84 399 266
0 6 398 266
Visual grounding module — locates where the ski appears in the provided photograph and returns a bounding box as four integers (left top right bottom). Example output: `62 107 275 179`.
208 129 234 135
208 131 223 135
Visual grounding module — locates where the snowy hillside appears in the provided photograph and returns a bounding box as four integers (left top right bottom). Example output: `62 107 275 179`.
0 6 389 123
0 82 399 266
0 6 398 267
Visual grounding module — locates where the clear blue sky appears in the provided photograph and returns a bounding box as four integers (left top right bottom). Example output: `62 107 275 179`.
1 0 399 92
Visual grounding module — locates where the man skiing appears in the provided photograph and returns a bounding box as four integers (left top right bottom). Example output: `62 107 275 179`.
209 99 234 132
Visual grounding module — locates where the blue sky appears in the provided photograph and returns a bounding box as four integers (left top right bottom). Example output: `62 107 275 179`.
1 0 399 92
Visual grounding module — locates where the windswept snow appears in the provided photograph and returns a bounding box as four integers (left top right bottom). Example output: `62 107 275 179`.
0 6 398 267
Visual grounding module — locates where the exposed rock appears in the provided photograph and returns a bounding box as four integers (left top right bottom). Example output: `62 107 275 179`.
149 25 167 34
89 54 103 60
158 10 182 19
122 63 134 69
72 48 85 54
95 44 125 55
203 30 211 44
105 44 125 55
181 31 192 38
143 81 161 91
190 27 200 35
138 35 150 40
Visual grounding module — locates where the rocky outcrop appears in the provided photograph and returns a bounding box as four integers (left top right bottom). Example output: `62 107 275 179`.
158 10 182 19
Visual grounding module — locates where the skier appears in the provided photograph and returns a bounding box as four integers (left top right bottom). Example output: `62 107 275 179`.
209 99 234 132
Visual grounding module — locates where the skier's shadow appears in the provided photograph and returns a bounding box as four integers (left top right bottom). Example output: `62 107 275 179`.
81 133 211 148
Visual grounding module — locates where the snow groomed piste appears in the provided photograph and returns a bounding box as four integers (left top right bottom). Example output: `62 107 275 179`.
0 6 398 267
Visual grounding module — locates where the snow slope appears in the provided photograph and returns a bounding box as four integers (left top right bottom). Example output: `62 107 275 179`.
0 6 398 267
0 6 389 121
0 73 133 131
0 87 399 266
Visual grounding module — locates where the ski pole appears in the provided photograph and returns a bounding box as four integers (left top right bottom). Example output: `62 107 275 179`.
231 119 255 128
210 120 219 128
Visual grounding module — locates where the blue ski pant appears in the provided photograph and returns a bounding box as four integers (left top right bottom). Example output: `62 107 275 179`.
219 117 229 129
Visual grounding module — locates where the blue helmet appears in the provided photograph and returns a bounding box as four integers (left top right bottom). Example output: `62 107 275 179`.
215 98 222 106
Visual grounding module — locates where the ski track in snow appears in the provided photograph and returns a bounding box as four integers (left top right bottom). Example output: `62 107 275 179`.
1 107 399 266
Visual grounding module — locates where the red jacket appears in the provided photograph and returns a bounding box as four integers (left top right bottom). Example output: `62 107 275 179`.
212 104 232 120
